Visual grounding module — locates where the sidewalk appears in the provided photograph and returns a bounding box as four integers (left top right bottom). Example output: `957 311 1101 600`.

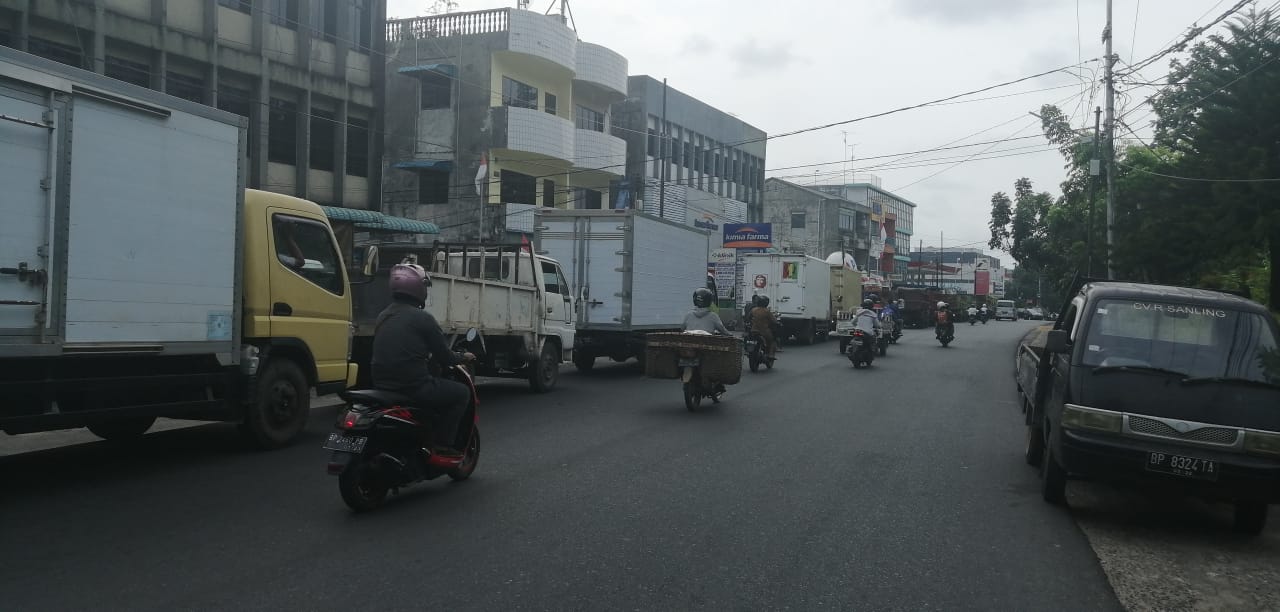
0 394 345 457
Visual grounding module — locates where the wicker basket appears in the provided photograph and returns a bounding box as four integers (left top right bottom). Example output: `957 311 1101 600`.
644 332 743 384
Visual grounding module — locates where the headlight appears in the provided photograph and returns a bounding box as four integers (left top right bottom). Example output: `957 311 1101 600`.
1062 403 1122 433
1243 429 1280 457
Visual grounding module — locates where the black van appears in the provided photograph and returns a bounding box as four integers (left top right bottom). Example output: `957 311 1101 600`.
1018 281 1280 533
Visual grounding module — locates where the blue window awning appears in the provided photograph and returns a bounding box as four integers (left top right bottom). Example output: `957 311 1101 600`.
393 159 453 172
321 206 439 235
397 63 457 78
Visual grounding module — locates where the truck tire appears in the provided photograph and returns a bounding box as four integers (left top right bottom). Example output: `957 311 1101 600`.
1041 443 1068 505
243 359 310 450
802 321 816 345
1024 423 1044 467
573 350 596 373
529 343 559 393
1233 501 1268 535
87 416 157 441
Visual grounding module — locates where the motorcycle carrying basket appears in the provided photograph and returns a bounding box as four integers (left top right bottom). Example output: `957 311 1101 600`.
644 333 743 384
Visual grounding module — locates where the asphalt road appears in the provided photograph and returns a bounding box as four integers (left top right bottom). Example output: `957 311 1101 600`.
0 319 1121 611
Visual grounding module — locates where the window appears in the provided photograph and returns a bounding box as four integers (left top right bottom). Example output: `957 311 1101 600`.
500 170 536 205
167 72 205 103
646 129 658 156
346 116 369 177
309 108 335 171
544 92 557 116
27 37 83 69
501 76 537 110
581 189 602 210
420 73 451 109
684 143 694 169
419 171 450 204
322 0 339 43
791 212 806 229
543 179 556 208
272 215 344 295
105 55 151 88
355 0 372 51
269 0 299 29
541 261 567 296
669 136 681 166
217 83 253 158
574 105 604 132
218 0 252 13
268 97 297 164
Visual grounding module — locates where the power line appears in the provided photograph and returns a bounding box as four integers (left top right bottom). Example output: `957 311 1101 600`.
1120 0 1252 77
1118 162 1280 182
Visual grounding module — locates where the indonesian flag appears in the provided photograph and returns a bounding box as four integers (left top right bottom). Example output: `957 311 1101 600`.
474 152 488 197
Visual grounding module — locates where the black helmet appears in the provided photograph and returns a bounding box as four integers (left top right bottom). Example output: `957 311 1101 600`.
693 287 715 308
758 295 770 308
862 299 873 309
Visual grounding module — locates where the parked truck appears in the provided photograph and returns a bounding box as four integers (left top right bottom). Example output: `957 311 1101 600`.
1016 277 1280 534
535 209 711 372
0 48 360 447
348 242 575 392
742 254 833 345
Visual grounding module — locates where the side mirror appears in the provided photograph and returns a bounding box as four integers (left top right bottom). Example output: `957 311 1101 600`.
360 245 379 279
1045 329 1069 354
465 327 478 342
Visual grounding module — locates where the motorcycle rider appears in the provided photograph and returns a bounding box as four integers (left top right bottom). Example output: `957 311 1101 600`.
370 263 474 457
979 303 989 323
748 295 779 359
967 304 979 325
685 287 730 335
853 298 882 344
935 301 956 338
880 299 899 336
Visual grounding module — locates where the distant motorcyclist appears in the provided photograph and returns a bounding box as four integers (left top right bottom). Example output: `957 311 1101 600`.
854 298 882 337
967 305 979 325
748 295 779 358
684 287 730 335
935 301 956 335
979 304 989 323
371 263 473 457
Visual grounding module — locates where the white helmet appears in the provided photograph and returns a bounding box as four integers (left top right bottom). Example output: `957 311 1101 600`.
937 301 948 309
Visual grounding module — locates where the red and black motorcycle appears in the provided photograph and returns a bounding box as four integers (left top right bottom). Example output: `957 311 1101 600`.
325 354 480 512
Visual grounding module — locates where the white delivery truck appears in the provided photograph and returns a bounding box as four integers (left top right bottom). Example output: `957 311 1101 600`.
536 209 712 372
348 243 575 392
0 48 360 447
742 253 833 345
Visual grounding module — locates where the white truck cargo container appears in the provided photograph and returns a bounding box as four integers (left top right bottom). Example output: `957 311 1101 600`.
535 210 712 372
0 48 359 447
742 253 833 344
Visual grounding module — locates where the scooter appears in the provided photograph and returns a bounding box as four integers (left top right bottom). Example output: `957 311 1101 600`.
744 330 775 372
325 336 481 512
936 321 955 347
847 329 876 368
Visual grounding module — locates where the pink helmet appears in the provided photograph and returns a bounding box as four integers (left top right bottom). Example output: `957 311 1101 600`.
389 263 430 306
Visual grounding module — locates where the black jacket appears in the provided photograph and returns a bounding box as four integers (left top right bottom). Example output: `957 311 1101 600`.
370 300 462 391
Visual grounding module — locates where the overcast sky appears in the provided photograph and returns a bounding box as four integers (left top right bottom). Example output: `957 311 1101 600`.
388 0 1239 264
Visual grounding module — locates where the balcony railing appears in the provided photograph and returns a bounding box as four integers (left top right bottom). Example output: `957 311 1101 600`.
387 8 509 40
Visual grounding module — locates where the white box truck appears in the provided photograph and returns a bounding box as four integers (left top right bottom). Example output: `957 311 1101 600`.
742 253 833 344
536 210 711 372
0 48 360 447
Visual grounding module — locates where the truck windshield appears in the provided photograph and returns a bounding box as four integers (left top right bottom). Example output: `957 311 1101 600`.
1082 299 1280 384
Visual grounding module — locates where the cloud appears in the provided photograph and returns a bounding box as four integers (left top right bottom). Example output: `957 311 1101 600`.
892 0 1057 24
730 38 802 75
681 33 716 55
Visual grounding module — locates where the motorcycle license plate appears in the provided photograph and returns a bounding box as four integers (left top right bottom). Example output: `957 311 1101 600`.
1145 452 1218 481
323 433 367 453
678 358 700 367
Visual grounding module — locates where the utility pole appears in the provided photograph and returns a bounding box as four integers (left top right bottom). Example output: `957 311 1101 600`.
658 77 668 219
1103 0 1117 279
1086 106 1102 276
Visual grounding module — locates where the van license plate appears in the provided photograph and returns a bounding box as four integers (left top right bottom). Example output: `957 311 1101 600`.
1146 452 1218 481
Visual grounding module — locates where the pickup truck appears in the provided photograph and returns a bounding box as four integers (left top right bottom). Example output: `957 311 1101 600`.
1017 280 1280 534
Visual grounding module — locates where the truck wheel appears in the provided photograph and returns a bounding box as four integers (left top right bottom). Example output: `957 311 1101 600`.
529 343 559 393
802 321 816 345
87 416 157 441
243 359 310 450
1041 443 1068 505
573 350 596 373
1024 424 1044 467
1233 501 1268 535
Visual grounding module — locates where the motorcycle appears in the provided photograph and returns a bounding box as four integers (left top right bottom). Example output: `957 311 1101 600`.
979 310 989 324
325 335 481 512
936 321 955 347
847 329 876 368
744 330 775 372
676 331 730 411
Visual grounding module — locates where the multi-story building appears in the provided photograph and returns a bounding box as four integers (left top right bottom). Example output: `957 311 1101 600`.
381 7 628 242
815 179 917 279
763 178 875 265
612 76 766 232
0 0 388 210
908 247 1005 296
